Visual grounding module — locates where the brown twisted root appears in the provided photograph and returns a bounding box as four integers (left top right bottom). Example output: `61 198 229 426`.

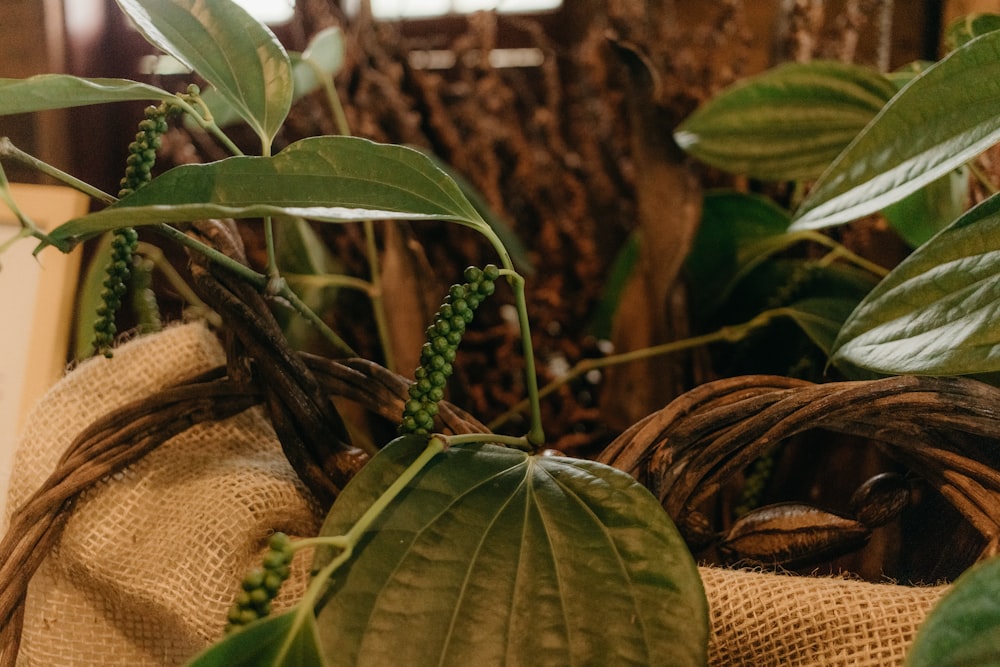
597 374 1000 569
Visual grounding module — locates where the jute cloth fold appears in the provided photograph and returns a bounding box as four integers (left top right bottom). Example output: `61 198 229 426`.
5 323 948 666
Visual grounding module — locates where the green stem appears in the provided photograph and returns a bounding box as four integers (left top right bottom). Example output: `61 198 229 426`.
153 225 356 356
283 272 375 295
171 95 244 157
0 137 115 205
366 219 396 371
273 436 446 662
503 270 545 447
135 241 221 327
314 69 396 369
151 223 267 289
488 308 787 432
314 62 351 138
272 276 357 357
444 432 533 451
800 230 890 277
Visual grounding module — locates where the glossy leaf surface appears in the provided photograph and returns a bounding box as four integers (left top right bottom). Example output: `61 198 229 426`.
674 61 895 181
116 0 292 146
792 30 1000 230
312 437 708 667
184 611 326 667
906 555 1000 667
47 137 487 247
0 75 174 115
832 192 1000 375
194 27 345 131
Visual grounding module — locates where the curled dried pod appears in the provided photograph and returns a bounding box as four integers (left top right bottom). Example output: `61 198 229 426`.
718 502 871 568
850 472 910 528
679 510 716 550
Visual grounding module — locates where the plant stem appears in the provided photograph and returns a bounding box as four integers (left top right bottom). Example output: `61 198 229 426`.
316 68 397 369
488 308 788 432
0 137 115 205
365 219 397 371
802 230 890 277
274 436 446 662
283 272 375 295
171 95 244 157
135 241 221 327
444 432 533 451
504 270 545 447
272 276 357 357
152 223 268 289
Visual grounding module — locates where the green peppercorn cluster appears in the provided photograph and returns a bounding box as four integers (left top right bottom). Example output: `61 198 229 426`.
92 227 139 357
399 264 500 435
225 532 294 632
92 105 170 357
118 104 169 198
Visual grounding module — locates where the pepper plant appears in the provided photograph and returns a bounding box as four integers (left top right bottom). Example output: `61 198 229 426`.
0 0 708 665
673 12 1000 665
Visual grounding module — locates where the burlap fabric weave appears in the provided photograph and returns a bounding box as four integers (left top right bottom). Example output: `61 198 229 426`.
5 323 949 666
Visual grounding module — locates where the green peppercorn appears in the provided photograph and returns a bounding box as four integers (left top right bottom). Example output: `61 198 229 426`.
398 266 499 436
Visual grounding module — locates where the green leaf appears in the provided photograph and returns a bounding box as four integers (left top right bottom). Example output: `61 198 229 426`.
906 555 1000 667
293 27 346 98
184 611 327 667
685 190 793 316
191 27 346 131
944 13 1000 51
674 61 896 181
312 438 708 667
783 297 859 356
882 167 969 248
831 192 1000 375
0 75 174 115
792 29 1000 231
47 136 487 247
116 0 293 147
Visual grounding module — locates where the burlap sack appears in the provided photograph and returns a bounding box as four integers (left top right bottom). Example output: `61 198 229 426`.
5 323 949 666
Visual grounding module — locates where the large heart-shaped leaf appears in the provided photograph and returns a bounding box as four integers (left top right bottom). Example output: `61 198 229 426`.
0 75 174 115
116 0 292 147
312 437 708 667
46 136 487 248
792 29 1000 231
906 555 1000 667
831 192 1000 375
674 61 895 181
